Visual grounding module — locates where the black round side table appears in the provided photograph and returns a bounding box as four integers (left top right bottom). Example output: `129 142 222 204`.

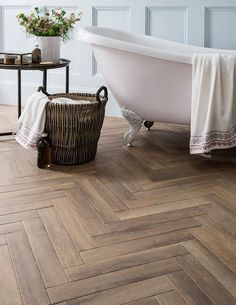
0 58 70 136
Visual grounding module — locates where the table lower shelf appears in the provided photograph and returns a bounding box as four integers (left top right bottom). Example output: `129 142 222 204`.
0 131 14 136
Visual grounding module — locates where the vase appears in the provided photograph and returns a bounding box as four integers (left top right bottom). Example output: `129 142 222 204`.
37 36 60 64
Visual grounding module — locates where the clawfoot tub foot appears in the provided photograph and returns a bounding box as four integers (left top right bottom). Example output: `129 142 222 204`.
121 107 143 146
144 121 154 130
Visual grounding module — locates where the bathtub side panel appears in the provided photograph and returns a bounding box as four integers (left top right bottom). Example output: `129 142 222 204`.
92 45 192 125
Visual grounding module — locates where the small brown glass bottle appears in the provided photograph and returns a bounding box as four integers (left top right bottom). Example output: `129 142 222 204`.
37 133 52 169
32 44 41 64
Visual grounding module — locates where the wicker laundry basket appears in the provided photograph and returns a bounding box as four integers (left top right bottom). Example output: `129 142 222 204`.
37 86 108 165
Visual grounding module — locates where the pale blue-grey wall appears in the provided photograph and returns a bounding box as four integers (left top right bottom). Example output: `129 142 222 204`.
0 0 236 116
144 0 236 50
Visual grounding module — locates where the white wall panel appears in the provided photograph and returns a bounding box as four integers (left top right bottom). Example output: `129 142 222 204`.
92 6 130 76
92 6 130 30
2 6 33 52
145 6 188 43
59 6 81 76
205 7 236 49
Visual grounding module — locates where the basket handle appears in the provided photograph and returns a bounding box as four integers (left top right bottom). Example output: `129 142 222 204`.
96 86 108 103
37 86 48 95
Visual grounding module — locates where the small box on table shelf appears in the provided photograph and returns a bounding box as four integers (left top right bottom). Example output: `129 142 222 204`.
0 52 32 65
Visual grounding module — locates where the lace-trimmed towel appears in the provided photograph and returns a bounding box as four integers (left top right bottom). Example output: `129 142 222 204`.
15 93 91 150
15 92 50 150
190 53 236 154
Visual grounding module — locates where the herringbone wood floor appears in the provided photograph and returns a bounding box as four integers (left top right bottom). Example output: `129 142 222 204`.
0 105 236 305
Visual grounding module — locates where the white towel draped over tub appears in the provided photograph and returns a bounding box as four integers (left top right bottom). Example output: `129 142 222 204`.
15 92 50 150
190 54 236 154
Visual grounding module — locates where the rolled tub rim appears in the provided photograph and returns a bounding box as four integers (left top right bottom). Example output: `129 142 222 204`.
77 26 236 65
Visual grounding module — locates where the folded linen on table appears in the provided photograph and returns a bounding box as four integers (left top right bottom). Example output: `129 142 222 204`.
190 53 236 154
15 92 50 150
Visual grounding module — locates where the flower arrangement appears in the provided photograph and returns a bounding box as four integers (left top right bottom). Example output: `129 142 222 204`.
17 7 81 41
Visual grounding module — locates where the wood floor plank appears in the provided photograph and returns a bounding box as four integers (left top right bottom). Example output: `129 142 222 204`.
176 254 236 305
24 218 68 288
0 191 62 208
85 175 128 212
93 217 200 246
183 239 236 298
7 230 50 305
0 234 6 245
191 225 236 274
66 244 185 281
123 297 160 305
199 201 236 236
0 200 52 216
109 207 205 232
0 222 22 234
142 173 220 192
95 162 137 202
0 153 9 186
168 271 215 305
8 170 79 185
0 176 78 195
14 145 34 173
81 230 194 263
212 185 236 213
111 152 151 194
150 161 219 182
125 137 168 169
53 197 95 250
39 207 84 268
0 147 11 152
155 290 188 305
0 245 23 305
0 210 38 225
117 197 211 219
191 215 236 273
0 181 74 201
0 151 21 179
130 185 213 208
48 275 174 305
65 189 108 236
78 178 119 222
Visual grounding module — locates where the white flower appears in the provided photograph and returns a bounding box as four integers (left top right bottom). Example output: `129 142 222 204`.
42 6 49 15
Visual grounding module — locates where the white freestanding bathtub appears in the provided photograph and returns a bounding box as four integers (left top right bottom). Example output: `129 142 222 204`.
77 27 236 146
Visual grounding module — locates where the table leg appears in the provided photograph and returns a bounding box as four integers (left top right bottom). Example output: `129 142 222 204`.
18 70 22 118
66 66 69 93
43 69 47 92
0 71 20 136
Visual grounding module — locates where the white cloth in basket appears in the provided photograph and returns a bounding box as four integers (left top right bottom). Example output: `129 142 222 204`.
15 92 50 150
16 92 91 150
51 97 91 105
